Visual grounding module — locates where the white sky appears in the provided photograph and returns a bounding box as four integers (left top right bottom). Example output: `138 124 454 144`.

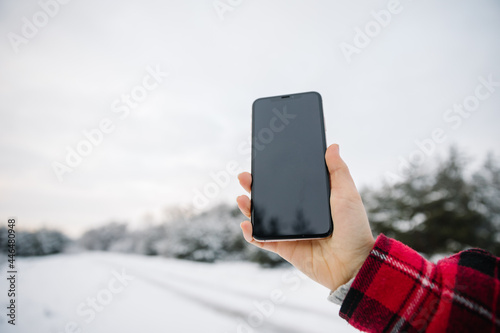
1 0 500 236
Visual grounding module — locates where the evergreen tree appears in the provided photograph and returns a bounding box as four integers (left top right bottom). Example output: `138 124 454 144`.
363 147 500 256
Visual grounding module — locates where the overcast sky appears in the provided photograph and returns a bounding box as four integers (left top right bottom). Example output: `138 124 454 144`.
1 0 500 236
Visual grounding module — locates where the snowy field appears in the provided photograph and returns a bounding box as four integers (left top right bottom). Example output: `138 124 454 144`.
0 252 357 333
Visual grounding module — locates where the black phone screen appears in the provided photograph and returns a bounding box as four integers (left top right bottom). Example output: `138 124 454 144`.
251 92 333 241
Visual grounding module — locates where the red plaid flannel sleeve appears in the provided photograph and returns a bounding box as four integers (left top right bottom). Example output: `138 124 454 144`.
340 234 500 332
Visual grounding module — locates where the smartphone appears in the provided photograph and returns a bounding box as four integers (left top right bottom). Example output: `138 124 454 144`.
251 91 333 241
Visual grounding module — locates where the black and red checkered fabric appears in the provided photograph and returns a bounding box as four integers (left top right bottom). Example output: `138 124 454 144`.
340 234 500 332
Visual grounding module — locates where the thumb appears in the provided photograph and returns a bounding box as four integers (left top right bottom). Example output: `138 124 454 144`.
325 144 360 199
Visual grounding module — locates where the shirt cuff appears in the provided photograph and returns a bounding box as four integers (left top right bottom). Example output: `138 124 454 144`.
328 277 355 305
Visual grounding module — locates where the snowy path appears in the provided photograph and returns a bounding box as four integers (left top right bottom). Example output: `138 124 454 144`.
0 252 357 333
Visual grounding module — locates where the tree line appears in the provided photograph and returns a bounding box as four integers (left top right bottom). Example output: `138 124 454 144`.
2 146 499 264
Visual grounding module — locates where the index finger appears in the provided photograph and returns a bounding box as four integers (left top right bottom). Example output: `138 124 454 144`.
238 172 252 193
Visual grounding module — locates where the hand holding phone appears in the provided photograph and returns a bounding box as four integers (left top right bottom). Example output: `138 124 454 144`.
237 132 375 292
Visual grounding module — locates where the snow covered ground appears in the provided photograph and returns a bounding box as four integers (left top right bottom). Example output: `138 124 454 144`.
0 252 357 333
